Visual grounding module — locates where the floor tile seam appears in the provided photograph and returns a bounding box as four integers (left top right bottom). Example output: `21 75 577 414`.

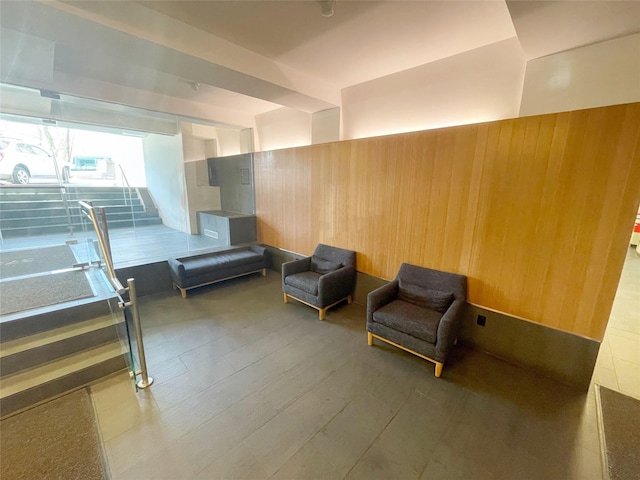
101 360 284 460
305 387 403 477
411 404 467 478
188 352 368 477
144 401 283 480
170 330 338 408
153 336 352 455
170 314 304 366
258 353 360 419
215 321 317 367
91 377 163 421
606 328 640 341
131 355 189 394
610 356 640 379
188 394 326 480
256 388 369 479
218 327 338 380
174 332 257 365
609 355 640 368
187 347 356 444
340 387 419 480
87 384 118 480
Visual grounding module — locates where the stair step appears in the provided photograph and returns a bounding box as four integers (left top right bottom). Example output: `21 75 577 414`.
0 315 124 376
0 341 127 399
0 342 128 418
0 296 114 343
0 315 117 354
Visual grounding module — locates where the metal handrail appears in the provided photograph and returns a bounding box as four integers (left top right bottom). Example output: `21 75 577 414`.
79 200 123 293
59 186 75 235
117 164 137 229
78 199 153 389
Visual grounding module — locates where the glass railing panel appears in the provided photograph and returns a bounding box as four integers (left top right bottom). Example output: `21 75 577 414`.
75 200 138 390
79 200 152 389
0 185 85 318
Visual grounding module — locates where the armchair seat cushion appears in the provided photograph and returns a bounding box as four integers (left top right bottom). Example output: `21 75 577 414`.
372 299 442 344
284 271 322 296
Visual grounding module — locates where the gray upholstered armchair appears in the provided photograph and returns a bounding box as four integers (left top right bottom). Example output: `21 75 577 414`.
282 244 357 320
367 263 467 377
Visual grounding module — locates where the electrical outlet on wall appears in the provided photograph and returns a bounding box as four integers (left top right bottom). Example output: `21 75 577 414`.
477 315 486 327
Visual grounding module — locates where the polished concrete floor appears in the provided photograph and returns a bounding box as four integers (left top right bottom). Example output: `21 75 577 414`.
91 272 604 480
2 227 636 478
0 224 222 269
592 246 640 400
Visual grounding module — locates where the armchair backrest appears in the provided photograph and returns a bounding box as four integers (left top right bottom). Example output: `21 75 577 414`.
396 263 467 301
313 244 356 268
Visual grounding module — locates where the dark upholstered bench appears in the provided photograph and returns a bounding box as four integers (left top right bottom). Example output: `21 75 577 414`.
168 245 267 298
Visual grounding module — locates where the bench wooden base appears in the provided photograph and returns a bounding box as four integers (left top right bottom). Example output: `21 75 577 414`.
175 268 266 298
367 331 444 377
284 293 353 320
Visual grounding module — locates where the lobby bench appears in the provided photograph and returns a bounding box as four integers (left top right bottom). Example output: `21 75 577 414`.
168 245 267 298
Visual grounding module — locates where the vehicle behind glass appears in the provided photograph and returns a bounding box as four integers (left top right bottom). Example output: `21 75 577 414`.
0 138 70 184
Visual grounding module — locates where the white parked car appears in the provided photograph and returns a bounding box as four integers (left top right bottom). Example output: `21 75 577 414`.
0 138 70 184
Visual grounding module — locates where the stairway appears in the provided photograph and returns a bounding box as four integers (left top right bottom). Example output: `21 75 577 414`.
0 185 162 238
0 298 129 418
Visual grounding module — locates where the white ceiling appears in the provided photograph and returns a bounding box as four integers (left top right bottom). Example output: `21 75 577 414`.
1 0 639 126
507 0 640 60
136 0 640 87
138 0 518 89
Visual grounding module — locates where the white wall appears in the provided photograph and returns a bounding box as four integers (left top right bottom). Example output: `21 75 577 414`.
520 34 640 117
312 108 340 144
255 108 312 151
341 38 526 140
181 123 221 233
216 128 243 157
143 133 187 232
182 135 206 163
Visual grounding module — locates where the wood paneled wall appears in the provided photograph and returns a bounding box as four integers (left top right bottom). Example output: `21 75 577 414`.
254 104 640 340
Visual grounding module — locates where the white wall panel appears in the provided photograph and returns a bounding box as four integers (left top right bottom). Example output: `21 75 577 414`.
255 108 312 151
143 133 187 232
341 38 526 140
520 34 640 117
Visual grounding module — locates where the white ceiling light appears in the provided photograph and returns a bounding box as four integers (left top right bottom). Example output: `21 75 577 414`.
320 0 335 17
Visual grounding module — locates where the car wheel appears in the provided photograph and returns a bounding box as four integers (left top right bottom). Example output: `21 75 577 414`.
13 166 30 184
62 167 70 183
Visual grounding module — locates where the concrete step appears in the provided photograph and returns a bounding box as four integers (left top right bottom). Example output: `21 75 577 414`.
0 314 124 376
0 295 114 343
0 341 128 418
0 204 145 219
0 212 162 237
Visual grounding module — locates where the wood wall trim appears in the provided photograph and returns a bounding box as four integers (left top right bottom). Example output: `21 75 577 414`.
254 103 640 340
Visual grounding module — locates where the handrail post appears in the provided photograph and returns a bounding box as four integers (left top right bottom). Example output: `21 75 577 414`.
127 278 153 389
118 164 136 229
98 206 113 266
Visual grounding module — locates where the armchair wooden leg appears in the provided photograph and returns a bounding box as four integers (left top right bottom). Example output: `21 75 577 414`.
347 295 353 304
434 362 443 378
262 268 267 276
283 293 288 303
180 288 187 299
367 332 373 346
319 307 327 320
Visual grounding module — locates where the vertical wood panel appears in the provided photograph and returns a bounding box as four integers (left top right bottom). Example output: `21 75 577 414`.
254 103 640 340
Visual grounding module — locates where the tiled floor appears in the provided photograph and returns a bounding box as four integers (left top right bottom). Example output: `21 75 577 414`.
592 246 640 400
91 273 604 480
2 227 636 477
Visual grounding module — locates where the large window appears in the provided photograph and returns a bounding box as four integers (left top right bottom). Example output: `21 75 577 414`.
0 119 146 187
